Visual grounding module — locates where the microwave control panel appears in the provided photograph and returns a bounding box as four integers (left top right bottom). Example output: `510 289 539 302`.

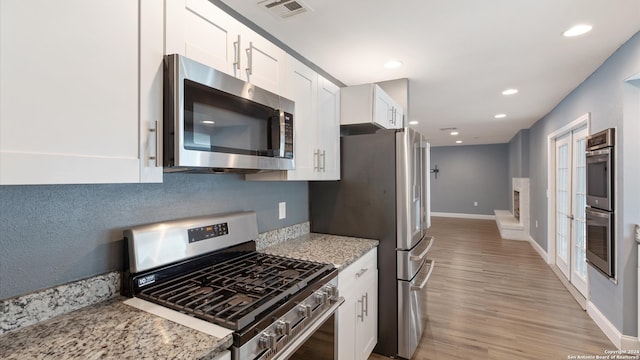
586 128 615 150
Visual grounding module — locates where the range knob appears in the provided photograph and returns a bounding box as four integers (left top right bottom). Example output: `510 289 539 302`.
276 320 291 336
258 332 276 350
314 291 328 305
322 284 338 298
297 304 311 317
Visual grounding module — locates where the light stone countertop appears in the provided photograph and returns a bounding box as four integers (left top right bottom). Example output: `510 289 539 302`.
0 229 377 360
0 298 232 360
260 233 379 270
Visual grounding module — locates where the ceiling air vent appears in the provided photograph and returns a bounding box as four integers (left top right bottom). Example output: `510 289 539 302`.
258 0 312 19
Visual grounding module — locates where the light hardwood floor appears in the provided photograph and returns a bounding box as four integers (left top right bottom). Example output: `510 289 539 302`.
369 217 614 360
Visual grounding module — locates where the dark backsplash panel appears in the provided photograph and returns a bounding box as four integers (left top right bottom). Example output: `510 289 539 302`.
0 173 308 299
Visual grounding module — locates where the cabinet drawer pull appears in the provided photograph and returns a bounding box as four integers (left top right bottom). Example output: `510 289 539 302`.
362 292 368 317
355 268 368 278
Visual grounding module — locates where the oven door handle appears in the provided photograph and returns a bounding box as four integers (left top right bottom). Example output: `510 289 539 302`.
411 260 435 291
272 296 345 360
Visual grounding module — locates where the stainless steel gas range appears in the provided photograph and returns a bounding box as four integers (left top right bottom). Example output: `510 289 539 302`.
122 211 343 360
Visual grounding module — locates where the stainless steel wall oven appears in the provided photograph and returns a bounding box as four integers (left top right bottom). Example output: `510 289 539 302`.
585 128 615 278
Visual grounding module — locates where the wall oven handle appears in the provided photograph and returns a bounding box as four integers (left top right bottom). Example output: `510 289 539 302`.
409 236 433 261
411 260 435 291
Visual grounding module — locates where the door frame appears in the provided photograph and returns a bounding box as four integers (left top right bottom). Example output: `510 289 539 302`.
546 113 590 294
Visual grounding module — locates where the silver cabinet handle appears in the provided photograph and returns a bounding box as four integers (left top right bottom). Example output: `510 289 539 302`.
355 268 368 278
411 260 435 291
313 150 320 171
357 297 364 322
233 34 241 70
245 41 253 75
567 214 575 220
363 292 368 317
321 150 326 172
149 120 159 167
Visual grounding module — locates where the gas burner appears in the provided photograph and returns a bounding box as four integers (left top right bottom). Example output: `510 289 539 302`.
193 286 213 295
279 269 300 278
227 294 253 307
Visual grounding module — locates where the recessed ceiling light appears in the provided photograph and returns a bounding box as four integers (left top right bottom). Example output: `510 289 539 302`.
450 131 459 136
409 120 419 125
494 114 506 119
384 60 403 69
563 24 593 37
502 88 518 95
456 140 463 144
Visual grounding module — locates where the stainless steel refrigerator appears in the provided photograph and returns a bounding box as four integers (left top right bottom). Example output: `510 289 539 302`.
309 128 434 359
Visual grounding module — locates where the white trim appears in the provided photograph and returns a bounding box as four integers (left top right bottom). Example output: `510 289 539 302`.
431 212 496 220
586 301 640 350
528 235 549 263
546 113 590 272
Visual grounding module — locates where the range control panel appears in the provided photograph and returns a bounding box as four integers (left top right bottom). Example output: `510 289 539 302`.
188 222 229 243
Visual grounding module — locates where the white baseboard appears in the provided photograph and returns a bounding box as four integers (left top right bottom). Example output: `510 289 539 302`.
587 301 640 350
528 235 549 263
431 212 496 220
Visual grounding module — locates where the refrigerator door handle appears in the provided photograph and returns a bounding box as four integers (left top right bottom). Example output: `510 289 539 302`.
409 236 433 261
410 260 435 291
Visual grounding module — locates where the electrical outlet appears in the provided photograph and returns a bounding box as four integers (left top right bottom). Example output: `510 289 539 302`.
473 201 478 207
279 202 286 220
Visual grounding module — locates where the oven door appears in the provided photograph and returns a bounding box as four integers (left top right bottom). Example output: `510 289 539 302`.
586 148 613 211
586 207 614 277
397 259 435 359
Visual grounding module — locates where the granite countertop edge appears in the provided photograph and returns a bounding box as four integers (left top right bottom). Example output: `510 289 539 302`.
0 231 377 359
260 232 379 270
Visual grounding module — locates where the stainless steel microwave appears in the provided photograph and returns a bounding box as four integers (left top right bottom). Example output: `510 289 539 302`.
586 128 614 211
163 54 294 173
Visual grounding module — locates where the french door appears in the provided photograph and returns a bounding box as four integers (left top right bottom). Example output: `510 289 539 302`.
554 125 588 297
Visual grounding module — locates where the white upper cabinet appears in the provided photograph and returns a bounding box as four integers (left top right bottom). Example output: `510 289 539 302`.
0 0 163 185
341 83 404 129
166 0 286 95
316 76 341 180
246 57 340 181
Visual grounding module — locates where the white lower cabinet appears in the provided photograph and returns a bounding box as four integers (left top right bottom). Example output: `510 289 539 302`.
337 248 378 360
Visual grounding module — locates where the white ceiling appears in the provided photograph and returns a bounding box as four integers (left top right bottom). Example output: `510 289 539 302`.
221 0 640 146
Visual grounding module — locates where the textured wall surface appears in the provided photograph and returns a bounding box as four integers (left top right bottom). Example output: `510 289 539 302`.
0 173 308 299
527 32 639 336
430 144 509 215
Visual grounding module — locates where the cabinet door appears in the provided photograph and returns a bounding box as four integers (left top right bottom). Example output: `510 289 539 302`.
337 285 357 360
241 30 286 95
0 0 145 184
357 269 379 360
317 76 341 180
393 104 405 129
166 0 238 75
286 58 318 180
373 85 395 129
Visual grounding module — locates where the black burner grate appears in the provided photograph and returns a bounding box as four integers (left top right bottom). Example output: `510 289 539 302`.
137 252 333 330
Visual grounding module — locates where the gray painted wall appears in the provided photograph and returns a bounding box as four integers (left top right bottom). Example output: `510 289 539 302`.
430 144 509 215
527 32 639 336
0 174 308 299
508 129 530 212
